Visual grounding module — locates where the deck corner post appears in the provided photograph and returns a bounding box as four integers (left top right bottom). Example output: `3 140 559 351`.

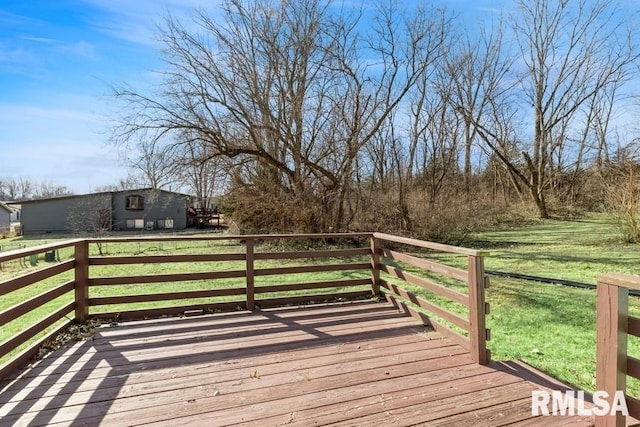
595 277 628 427
370 235 381 296
468 255 488 365
74 240 89 323
246 238 255 311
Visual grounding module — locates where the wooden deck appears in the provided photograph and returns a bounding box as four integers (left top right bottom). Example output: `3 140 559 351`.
0 301 594 426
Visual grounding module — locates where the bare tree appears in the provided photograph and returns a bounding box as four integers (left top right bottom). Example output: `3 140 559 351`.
444 19 515 193
512 0 639 217
0 177 72 200
111 0 450 232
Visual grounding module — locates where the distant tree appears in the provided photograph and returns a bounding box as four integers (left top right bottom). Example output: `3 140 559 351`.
0 177 72 200
93 173 152 193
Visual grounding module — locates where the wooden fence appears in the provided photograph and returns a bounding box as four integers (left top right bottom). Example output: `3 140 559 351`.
596 273 640 427
0 232 490 381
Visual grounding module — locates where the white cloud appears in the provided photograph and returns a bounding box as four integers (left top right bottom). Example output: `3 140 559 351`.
0 100 129 193
79 0 223 47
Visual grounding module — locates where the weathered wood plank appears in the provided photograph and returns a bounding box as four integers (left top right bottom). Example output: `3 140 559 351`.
0 320 72 382
245 239 255 311
380 248 468 283
628 316 640 338
373 232 488 256
0 281 73 325
0 302 592 427
0 260 74 297
0 240 81 263
164 368 518 426
89 253 246 265
381 280 470 331
330 381 533 426
596 281 628 427
88 269 247 286
0 332 436 402
254 247 370 260
254 263 370 277
85 232 372 244
0 341 461 417
256 291 372 308
89 301 246 321
378 263 468 306
88 287 246 306
21 352 473 426
469 254 489 364
9 306 419 380
598 273 640 292
0 302 74 360
254 278 371 294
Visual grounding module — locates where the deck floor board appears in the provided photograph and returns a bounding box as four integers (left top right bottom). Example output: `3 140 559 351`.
0 300 594 426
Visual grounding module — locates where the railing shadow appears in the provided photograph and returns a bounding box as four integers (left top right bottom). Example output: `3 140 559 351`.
0 301 426 425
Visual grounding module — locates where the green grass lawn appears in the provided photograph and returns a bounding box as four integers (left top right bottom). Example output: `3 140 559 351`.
467 215 640 394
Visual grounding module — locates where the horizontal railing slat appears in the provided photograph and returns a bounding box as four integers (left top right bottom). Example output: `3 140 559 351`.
383 293 470 350
378 264 468 306
89 287 247 306
255 278 372 294
88 270 247 286
381 280 470 332
628 356 640 381
90 301 247 321
0 302 74 359
254 263 370 277
0 260 75 297
627 395 640 420
380 248 468 283
629 316 640 338
256 290 372 308
254 248 370 260
374 232 487 256
0 320 73 382
85 232 371 244
89 253 246 265
0 281 74 325
598 273 640 292
0 240 81 263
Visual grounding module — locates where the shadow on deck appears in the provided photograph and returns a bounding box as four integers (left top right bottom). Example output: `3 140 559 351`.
0 301 594 426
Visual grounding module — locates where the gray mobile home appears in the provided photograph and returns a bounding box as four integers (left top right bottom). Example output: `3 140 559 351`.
19 189 192 234
0 203 10 235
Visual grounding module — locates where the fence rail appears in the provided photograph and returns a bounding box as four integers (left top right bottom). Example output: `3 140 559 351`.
0 232 490 382
596 273 640 427
372 232 490 364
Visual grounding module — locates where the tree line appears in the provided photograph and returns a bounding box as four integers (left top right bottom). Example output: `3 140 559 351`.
0 178 72 201
110 0 640 240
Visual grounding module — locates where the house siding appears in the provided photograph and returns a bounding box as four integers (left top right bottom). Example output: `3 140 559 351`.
19 189 190 234
20 194 111 234
0 204 10 234
111 190 188 230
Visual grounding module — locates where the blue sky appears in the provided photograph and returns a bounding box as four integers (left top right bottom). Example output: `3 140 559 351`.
0 0 215 194
0 0 508 194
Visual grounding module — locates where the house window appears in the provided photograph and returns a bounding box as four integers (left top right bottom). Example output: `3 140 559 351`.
126 195 144 210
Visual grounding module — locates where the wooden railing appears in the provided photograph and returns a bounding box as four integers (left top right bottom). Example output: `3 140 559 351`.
596 273 640 427
371 233 491 364
0 239 82 381
0 232 490 382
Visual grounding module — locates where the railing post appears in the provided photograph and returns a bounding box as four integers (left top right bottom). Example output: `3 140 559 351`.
596 278 628 427
370 235 380 296
468 255 488 364
246 238 255 311
74 240 89 323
